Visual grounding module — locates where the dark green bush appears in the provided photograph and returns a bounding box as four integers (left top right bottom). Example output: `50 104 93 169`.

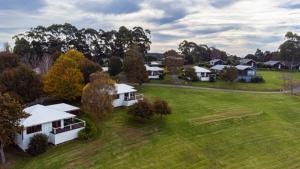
78 119 97 140
27 134 48 156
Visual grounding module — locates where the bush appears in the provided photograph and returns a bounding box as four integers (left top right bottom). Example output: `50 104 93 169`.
27 134 48 156
128 99 154 120
184 67 199 81
219 67 238 82
153 98 172 118
78 119 98 140
251 76 265 83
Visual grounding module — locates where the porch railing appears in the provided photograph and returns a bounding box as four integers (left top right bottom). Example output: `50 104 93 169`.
52 118 85 135
124 93 144 101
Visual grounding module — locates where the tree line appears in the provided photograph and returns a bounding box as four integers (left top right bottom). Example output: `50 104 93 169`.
13 23 151 67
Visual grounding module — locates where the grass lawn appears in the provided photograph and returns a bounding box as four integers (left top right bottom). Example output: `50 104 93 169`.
7 86 300 169
151 70 300 91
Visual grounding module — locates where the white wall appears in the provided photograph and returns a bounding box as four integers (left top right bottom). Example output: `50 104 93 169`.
196 72 210 82
113 93 125 107
49 127 84 145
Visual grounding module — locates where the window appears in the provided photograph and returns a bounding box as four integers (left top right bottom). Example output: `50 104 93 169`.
116 94 120 99
52 120 61 128
26 125 42 134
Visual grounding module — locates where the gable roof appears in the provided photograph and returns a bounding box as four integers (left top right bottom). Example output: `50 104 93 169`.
235 65 254 70
210 59 223 63
193 66 211 73
45 103 80 112
21 104 76 127
263 61 282 66
210 65 231 71
115 83 137 94
240 59 255 64
145 65 164 71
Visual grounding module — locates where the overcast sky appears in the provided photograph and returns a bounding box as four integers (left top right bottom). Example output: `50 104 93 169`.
0 0 300 57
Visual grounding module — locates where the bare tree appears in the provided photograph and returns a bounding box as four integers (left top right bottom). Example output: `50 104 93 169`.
3 42 11 52
281 72 300 94
38 54 54 74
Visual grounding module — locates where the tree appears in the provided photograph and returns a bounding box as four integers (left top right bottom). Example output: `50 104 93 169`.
0 52 20 72
123 45 148 85
0 93 28 164
128 99 154 120
219 67 238 82
0 64 43 103
81 72 115 119
281 73 300 95
153 98 172 119
279 32 300 69
184 67 198 81
43 53 84 100
164 52 184 75
108 56 123 76
80 59 102 83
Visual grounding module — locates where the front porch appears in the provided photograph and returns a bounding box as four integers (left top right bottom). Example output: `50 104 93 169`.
124 93 144 106
49 118 85 145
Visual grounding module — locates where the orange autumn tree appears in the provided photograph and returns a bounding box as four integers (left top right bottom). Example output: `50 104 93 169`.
43 50 84 100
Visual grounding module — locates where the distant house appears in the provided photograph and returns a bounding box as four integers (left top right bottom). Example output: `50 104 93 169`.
210 65 231 73
16 104 85 151
293 63 300 70
235 65 256 82
209 59 224 66
150 61 163 67
240 59 256 67
102 67 109 72
113 84 143 107
263 61 285 69
193 66 212 81
145 65 164 79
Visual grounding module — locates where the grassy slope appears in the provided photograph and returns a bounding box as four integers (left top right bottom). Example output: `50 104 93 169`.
12 87 300 169
151 70 300 91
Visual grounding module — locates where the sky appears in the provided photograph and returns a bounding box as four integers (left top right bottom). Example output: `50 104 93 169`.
0 0 300 57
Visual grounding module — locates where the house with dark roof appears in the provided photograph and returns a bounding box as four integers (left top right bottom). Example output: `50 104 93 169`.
240 59 256 67
263 61 285 69
209 59 224 66
235 65 256 82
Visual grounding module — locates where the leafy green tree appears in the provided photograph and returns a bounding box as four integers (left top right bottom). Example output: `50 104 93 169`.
0 93 28 164
108 56 123 76
153 98 172 119
123 45 148 85
220 67 238 82
279 32 300 69
128 99 154 120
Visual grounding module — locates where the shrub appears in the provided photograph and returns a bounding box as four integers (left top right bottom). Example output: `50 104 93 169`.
78 119 98 140
219 67 238 82
251 76 265 83
153 98 172 118
184 67 198 81
27 134 48 156
128 99 154 120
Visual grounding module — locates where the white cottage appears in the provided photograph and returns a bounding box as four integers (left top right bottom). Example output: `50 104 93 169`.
16 104 85 151
112 84 143 107
193 66 211 81
145 65 164 79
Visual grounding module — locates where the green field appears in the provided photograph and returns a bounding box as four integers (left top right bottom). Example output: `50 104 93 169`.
9 86 300 169
151 70 300 91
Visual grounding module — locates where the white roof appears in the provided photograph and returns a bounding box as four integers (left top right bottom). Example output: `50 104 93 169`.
145 65 164 71
115 83 137 94
193 66 211 73
45 103 80 112
102 67 108 72
21 104 76 127
150 61 162 66
235 65 253 70
210 65 231 71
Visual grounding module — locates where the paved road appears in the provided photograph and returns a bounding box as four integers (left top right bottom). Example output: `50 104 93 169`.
142 83 300 94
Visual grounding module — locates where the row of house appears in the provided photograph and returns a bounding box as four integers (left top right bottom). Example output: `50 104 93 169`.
209 58 300 70
193 64 256 82
16 83 141 151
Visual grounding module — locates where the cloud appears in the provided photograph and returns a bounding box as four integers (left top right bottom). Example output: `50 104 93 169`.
0 0 300 56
